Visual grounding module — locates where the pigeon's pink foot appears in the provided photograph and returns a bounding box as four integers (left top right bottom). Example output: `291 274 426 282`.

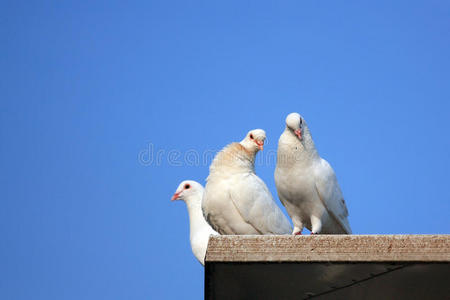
310 232 315 235
295 231 302 235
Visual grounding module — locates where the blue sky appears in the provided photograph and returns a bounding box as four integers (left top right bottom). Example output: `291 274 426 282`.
1 1 449 299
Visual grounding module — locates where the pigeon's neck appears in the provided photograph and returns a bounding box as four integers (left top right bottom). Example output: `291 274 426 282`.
278 127 319 166
185 195 211 238
300 126 318 154
210 143 255 174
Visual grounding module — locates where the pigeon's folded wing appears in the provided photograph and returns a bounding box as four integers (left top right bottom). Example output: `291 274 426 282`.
314 159 352 234
229 174 292 235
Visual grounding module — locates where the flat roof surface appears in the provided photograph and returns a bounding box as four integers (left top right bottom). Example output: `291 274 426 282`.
205 235 450 299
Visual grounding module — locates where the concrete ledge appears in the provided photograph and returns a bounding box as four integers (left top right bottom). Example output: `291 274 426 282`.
206 234 450 262
205 235 450 299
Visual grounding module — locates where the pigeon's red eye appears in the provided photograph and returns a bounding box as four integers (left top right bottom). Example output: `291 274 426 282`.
184 184 190 189
250 134 254 139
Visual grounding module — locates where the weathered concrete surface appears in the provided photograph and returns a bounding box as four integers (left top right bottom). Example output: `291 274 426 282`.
206 235 450 262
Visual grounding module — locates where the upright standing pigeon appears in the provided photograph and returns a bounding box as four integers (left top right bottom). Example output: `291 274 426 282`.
202 129 292 235
171 180 218 265
274 113 352 235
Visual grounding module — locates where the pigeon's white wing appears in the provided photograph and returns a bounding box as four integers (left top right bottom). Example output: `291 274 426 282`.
229 174 292 234
314 159 352 234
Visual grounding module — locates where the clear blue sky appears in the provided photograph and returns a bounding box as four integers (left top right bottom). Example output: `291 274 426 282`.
1 1 449 299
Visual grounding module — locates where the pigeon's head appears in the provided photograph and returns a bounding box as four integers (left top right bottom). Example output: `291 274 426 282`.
171 180 204 203
241 129 266 152
285 112 305 140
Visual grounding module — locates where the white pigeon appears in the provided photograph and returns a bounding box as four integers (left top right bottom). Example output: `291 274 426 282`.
202 129 292 235
171 180 218 265
274 113 352 235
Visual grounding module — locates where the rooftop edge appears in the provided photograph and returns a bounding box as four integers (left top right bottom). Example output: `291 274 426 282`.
205 234 450 262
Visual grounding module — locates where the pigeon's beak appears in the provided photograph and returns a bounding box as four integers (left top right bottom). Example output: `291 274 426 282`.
171 192 181 201
256 140 264 150
294 129 302 140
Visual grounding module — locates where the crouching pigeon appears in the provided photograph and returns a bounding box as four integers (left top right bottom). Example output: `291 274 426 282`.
172 180 218 265
202 129 292 235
